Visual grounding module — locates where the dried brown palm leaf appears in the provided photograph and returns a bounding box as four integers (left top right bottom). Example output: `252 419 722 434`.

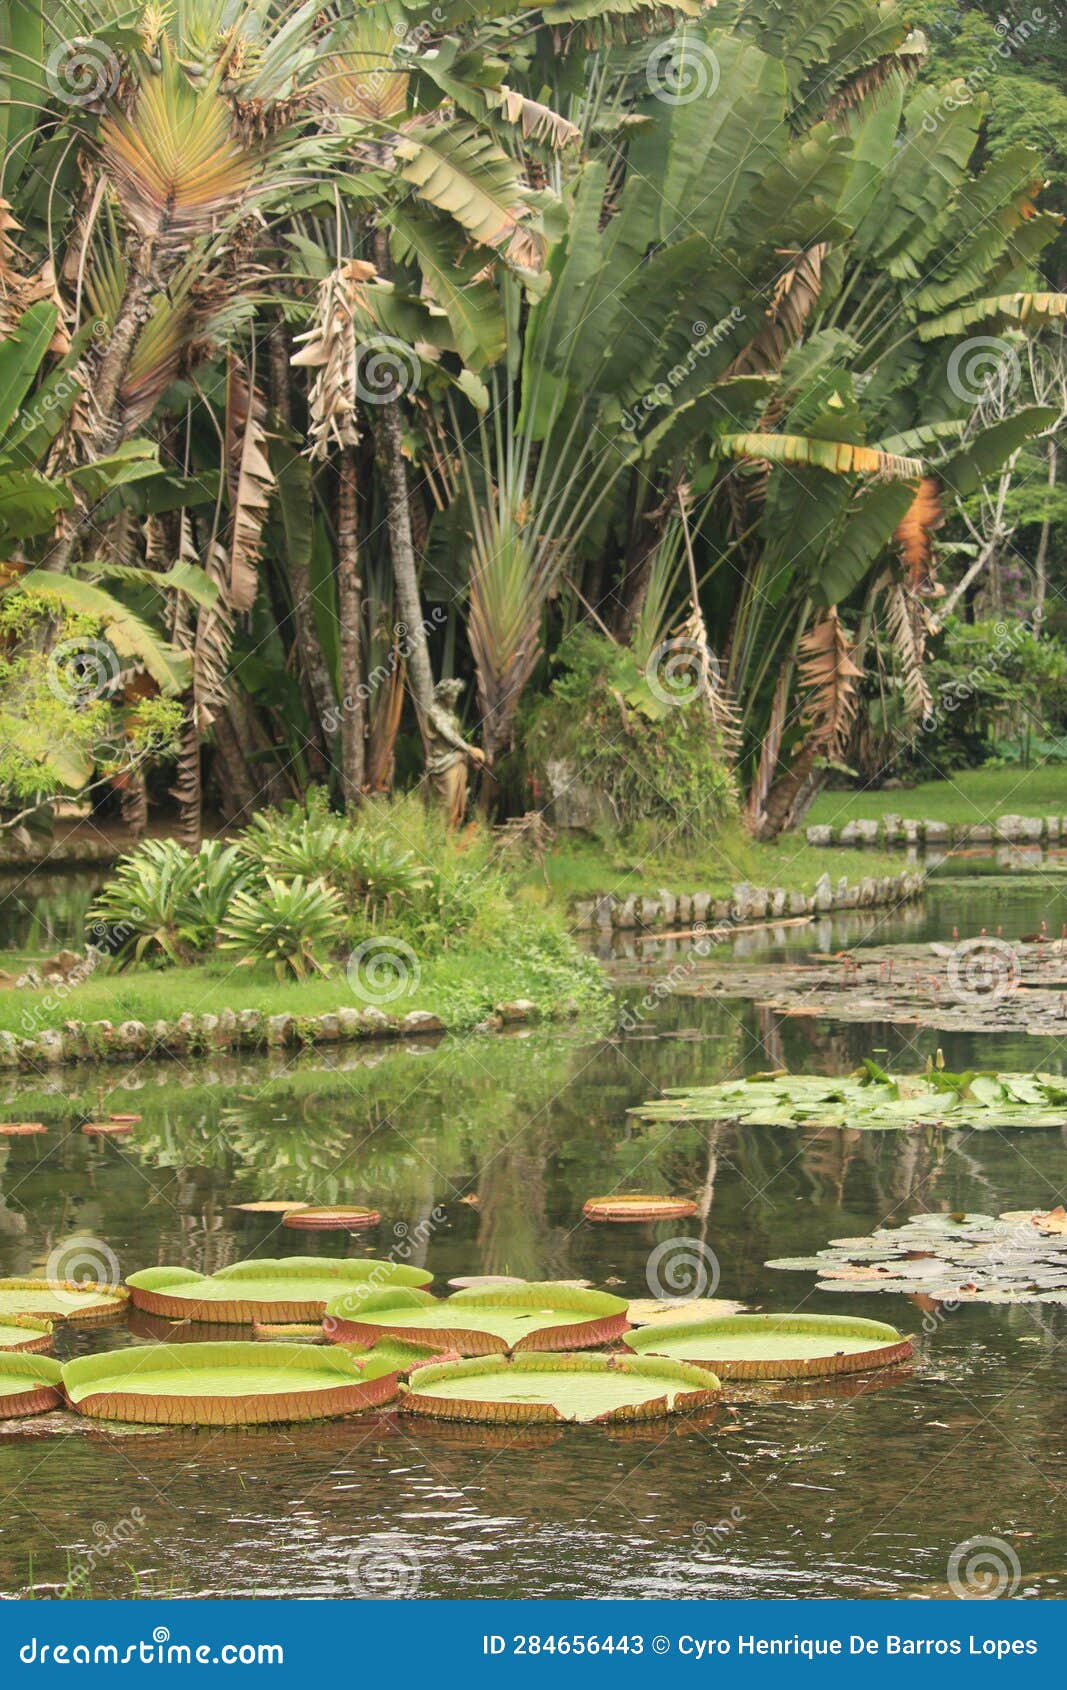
487 88 581 151
883 578 932 724
796 609 863 755
291 260 378 460
893 476 942 589
727 246 827 377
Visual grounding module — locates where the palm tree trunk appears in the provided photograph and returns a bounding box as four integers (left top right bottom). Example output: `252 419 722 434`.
267 319 336 772
336 446 366 809
372 228 434 736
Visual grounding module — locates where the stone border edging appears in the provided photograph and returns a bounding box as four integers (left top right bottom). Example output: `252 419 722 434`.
571 868 924 932
806 814 1064 848
0 997 561 1073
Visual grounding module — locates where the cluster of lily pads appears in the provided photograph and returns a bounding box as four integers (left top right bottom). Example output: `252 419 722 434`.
768 1208 1067 1303
0 1256 913 1429
632 1064 1067 1132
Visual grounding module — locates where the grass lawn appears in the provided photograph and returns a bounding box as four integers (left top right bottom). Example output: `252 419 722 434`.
807 766 1067 831
525 822 905 901
0 938 609 1042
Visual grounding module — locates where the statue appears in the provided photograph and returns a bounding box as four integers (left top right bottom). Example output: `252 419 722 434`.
425 677 485 827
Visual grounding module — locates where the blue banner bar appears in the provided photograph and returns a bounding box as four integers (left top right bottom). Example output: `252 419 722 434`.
2 1600 1061 1684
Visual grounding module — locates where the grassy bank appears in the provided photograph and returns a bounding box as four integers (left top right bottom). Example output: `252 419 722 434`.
526 822 906 902
0 927 609 1044
807 767 1067 831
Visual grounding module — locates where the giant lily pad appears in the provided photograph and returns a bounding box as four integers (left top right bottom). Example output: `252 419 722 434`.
768 1208 1067 1302
0 1316 53 1354
400 1351 719 1424
582 1194 698 1222
0 1122 46 1137
625 1312 912 1378
0 1352 63 1419
282 1205 380 1231
324 1283 628 1355
0 1278 128 1325
631 1065 1067 1131
126 1257 431 1324
62 1341 401 1426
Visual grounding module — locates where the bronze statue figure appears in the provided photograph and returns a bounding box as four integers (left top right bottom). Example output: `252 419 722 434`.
425 677 485 827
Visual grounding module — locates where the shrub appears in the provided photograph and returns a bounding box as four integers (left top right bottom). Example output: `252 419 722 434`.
524 628 736 841
88 839 249 966
217 874 346 980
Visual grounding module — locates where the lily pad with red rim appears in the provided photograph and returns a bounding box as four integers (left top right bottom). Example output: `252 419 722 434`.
399 1351 720 1424
582 1194 698 1222
625 1312 913 1379
0 1352 63 1419
230 1202 309 1215
282 1205 380 1231
125 1257 431 1324
62 1341 401 1426
0 1316 54 1354
0 1122 46 1137
83 1121 134 1137
0 1278 128 1325
324 1282 629 1355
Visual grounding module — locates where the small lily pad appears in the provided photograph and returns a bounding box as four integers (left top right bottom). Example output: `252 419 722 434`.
282 1205 380 1231
582 1194 698 1222
0 1122 46 1137
625 1313 912 1379
400 1351 719 1424
325 1283 628 1356
230 1202 309 1215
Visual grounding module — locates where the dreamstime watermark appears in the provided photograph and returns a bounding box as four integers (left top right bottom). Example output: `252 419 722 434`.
646 1237 721 1303
18 919 137 1038
946 335 1021 405
663 1509 746 1585
57 1509 147 1599
346 1535 422 1598
645 637 722 710
947 1534 1021 1599
44 1235 121 1308
922 9 1050 133
617 922 717 1034
46 637 120 707
322 609 446 734
945 934 1021 1003
621 308 745 432
646 35 720 104
345 936 421 1004
45 37 120 106
354 334 422 405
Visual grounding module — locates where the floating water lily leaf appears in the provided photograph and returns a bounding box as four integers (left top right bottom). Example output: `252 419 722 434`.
325 1283 628 1355
230 1201 309 1215
625 1312 912 1378
447 1275 526 1290
282 1205 380 1231
0 1122 46 1137
108 1114 141 1124
0 1278 128 1324
63 1341 400 1426
632 1068 1067 1131
252 1322 326 1343
400 1351 719 1424
83 1121 134 1137
625 1298 747 1326
583 1194 698 1222
0 1352 63 1419
769 1209 1067 1302
126 1257 431 1324
0 1316 53 1354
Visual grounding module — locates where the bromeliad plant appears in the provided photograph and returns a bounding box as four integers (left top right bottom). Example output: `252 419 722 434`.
88 838 250 965
217 874 346 980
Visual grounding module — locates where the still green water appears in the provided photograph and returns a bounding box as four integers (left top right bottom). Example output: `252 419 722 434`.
0 876 1065 1599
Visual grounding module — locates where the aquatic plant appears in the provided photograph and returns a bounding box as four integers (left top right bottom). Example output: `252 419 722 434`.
624 1312 913 1380
399 1352 720 1425
324 1283 629 1356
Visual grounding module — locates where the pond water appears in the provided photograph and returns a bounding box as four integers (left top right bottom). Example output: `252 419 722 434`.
0 873 1065 1600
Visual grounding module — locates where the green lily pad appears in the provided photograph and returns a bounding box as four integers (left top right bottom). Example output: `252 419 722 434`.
0 1316 53 1354
325 1282 628 1356
400 1351 720 1424
63 1341 401 1426
625 1313 912 1379
126 1257 431 1325
0 1352 64 1419
0 1279 128 1325
631 1068 1067 1132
